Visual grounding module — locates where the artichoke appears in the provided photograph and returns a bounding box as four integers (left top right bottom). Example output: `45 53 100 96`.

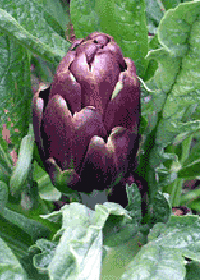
33 32 145 208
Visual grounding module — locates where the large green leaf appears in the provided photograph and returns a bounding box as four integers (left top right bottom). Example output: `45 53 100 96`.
1 0 70 61
143 1 200 136
34 202 131 279
156 2 200 146
121 215 200 280
140 1 200 188
0 9 59 64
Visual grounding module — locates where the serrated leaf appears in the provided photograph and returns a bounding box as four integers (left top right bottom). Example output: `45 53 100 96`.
157 2 200 145
159 2 199 56
143 1 200 144
141 1 200 190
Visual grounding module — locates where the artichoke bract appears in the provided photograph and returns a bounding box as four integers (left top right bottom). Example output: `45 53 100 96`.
33 32 143 208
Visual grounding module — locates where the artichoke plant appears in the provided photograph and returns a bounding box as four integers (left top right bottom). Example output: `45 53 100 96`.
33 32 146 209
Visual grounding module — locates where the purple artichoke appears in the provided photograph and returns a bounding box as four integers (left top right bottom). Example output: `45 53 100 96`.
33 32 142 207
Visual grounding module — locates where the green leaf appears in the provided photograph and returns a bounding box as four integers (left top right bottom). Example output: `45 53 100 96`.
151 216 200 261
0 9 59 64
121 215 200 279
0 236 27 280
145 0 164 34
178 139 200 179
185 199 200 213
38 202 131 278
145 0 164 23
10 125 34 194
35 0 69 35
0 181 8 213
70 0 101 38
33 161 61 201
126 183 141 224
1 0 70 61
121 244 186 280
2 207 50 242
0 219 31 261
162 0 181 10
178 162 200 179
0 35 32 141
140 1 200 193
30 55 55 84
103 188 140 247
0 140 12 178
101 234 144 279
143 1 200 142
151 191 171 223
180 188 200 206
156 2 200 145
186 260 200 280
181 141 200 168
30 239 57 273
71 0 148 76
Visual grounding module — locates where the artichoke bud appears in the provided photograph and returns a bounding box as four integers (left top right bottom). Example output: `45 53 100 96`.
33 31 141 205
